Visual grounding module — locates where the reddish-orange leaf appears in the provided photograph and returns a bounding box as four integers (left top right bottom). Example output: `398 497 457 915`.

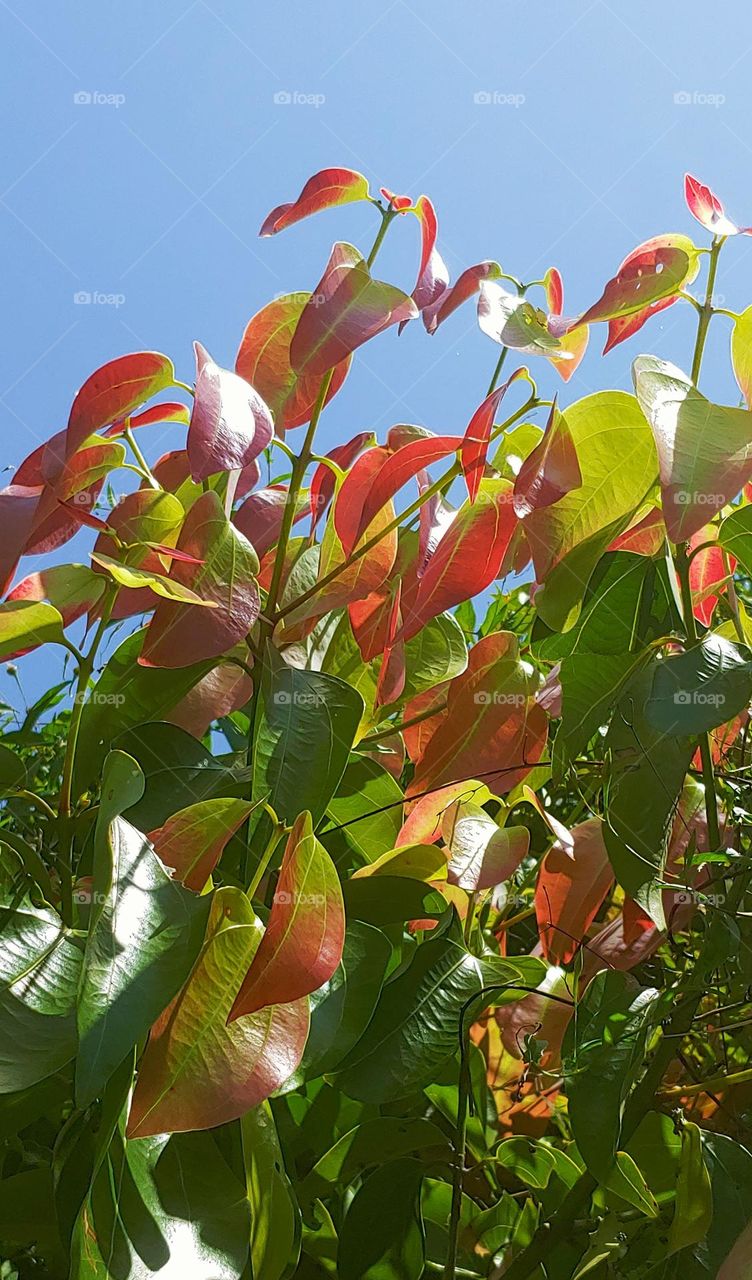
7 564 105 629
535 818 613 965
236 293 350 433
149 798 258 892
228 811 345 1021
461 373 526 503
513 401 582 518
335 435 460 555
408 195 449 323
104 401 189 437
374 580 405 707
608 507 665 556
380 186 412 211
684 172 748 236
309 430 374 533
259 167 370 236
423 260 502 333
66 352 175 455
168 659 253 738
689 524 735 626
576 244 694 327
543 267 589 379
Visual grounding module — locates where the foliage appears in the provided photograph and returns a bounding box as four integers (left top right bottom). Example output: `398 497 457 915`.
1 167 752 1279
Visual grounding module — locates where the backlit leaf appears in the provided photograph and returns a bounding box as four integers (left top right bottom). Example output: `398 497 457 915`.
259 167 370 236
187 341 273 481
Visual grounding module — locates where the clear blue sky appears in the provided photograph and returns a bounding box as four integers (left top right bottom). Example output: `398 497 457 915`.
2 0 752 708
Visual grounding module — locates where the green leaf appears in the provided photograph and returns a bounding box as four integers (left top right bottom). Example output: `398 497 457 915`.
336 936 545 1103
127 887 308 1136
147 796 260 891
564 971 660 1183
645 633 752 736
76 752 211 1105
0 988 77 1094
323 755 403 869
71 1125 251 1279
687 1132 752 1276
338 1158 425 1280
719 502 752 578
300 1118 449 1212
91 552 218 606
343 876 448 927
0 742 26 793
668 1121 713 1253
604 661 694 923
0 896 81 1015
115 721 249 829
606 1150 659 1218
554 651 647 771
0 600 65 660
253 645 364 823
731 303 752 406
242 1102 301 1280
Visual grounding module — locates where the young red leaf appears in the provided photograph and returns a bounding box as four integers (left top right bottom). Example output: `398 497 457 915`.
374 580 405 707
404 195 450 328
127 887 309 1137
149 798 259 892
236 293 350 433
309 430 374 532
535 818 613 965
140 491 260 667
406 631 548 798
167 658 253 738
228 811 345 1021
399 480 518 643
416 470 455 577
543 267 589 379
400 685 450 766
290 242 418 377
576 242 695 327
460 372 526 502
7 563 105 629
689 524 734 626
259 167 370 236
423 260 502 334
335 435 460 555
233 485 307 559
104 401 189 437
608 507 665 556
513 401 582 518
66 352 175 455
187 341 273 482
380 186 412 211
601 235 699 353
0 485 45 594
684 172 748 237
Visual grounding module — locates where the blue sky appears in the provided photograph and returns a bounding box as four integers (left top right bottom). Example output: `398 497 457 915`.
2 0 752 707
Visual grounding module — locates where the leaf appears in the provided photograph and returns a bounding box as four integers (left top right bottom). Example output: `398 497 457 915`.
0 742 26 793
668 1122 713 1253
233 485 307 560
577 241 696 326
71 1126 251 1279
67 351 175 455
513 400 582 517
253 646 364 823
409 194 449 317
323 754 404 867
259 166 370 236
90 552 216 606
343 876 447 927
554 651 646 770
186 341 273 481
141 491 260 667
564 971 660 1182
300 1117 448 1209
604 662 694 923
351 842 447 881
336 935 544 1102
309 430 374 532
461 373 526 502
645 634 752 736
0 600 65 662
103 399 190 436
115 721 248 830
338 1159 425 1280
7 562 106 628
731 305 752 407
478 282 566 356
543 266 589 377
0 897 79 1007
719 503 752 584
423 260 502 333
698 1133 752 1276
76 751 211 1105
236 292 350 433
335 436 460 556
127 887 308 1136
442 801 530 890
290 242 418 377
148 797 259 891
601 235 699 354
684 172 748 237
633 354 752 542
535 819 613 965
0 989 77 1094
242 1102 301 1280
407 631 547 799
229 810 345 1019
399 479 519 643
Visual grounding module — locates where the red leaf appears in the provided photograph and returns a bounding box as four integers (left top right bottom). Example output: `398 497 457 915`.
380 186 412 211
399 778 488 845
0 487 47 594
543 268 589 380
684 173 748 237
335 435 460 556
513 401 582 518
152 449 259 499
290 242 418 378
104 401 189 437
608 507 665 556
66 352 174 455
406 632 548 798
236 293 350 433
423 261 502 334
187 342 273 482
149 798 258 892
460 372 525 503
140 491 260 667
7 563 105 629
409 195 450 319
535 818 613 965
374 580 405 707
401 685 450 765
399 481 518 643
689 524 734 626
309 430 374 533
601 235 698 353
233 485 306 559
604 296 675 354
576 243 694 327
228 811 345 1020
167 660 253 738
259 167 370 236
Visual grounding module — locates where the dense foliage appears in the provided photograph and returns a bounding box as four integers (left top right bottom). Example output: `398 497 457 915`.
1 166 752 1279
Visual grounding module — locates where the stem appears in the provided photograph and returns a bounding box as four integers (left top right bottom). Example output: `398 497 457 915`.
246 817 284 900
674 545 722 851
173 378 195 397
690 237 723 385
444 1054 471 1280
486 346 509 396
360 699 448 745
124 426 160 490
658 1064 752 1100
366 207 397 267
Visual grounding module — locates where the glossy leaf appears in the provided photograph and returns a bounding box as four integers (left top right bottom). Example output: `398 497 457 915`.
577 241 695 326
535 818 614 964
338 1159 425 1280
684 172 747 237
0 600 65 662
645 633 752 736
544 266 589 377
260 166 370 236
335 436 460 555
148 797 259 891
229 810 345 1019
513 400 582 518
67 351 175 455
442 800 529 890
461 373 525 502
187 341 273 481
410 194 449 316
114 721 249 830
